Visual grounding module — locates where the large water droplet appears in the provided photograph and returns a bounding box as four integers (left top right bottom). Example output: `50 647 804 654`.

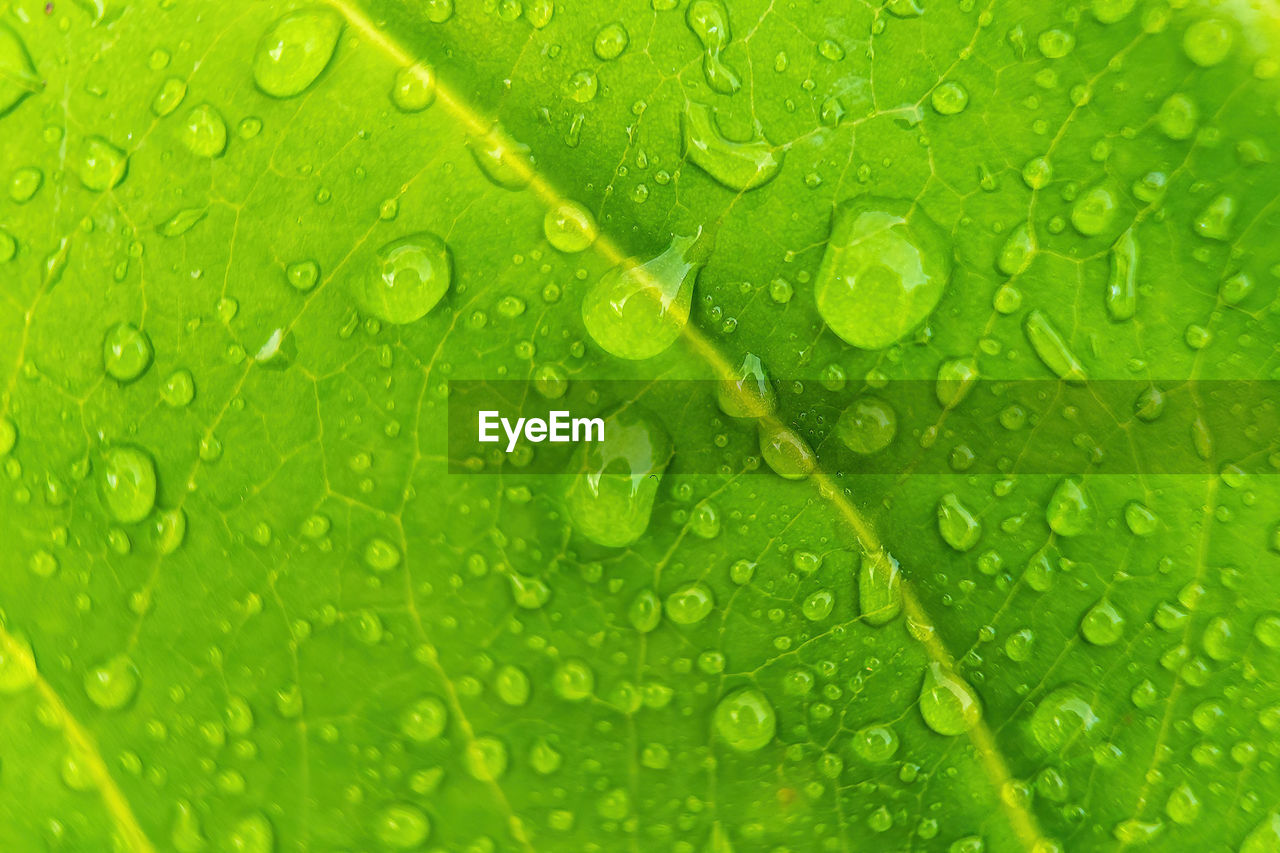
681 102 782 191
1029 683 1100 751
1242 814 1280 853
354 232 451 324
814 198 951 349
836 396 896 454
713 688 776 752
543 200 598 253
100 445 157 523
102 322 153 382
565 407 672 547
84 654 140 710
858 550 901 626
253 9 343 98
1080 599 1125 645
758 420 816 480
997 223 1035 275
918 662 981 736
581 228 708 360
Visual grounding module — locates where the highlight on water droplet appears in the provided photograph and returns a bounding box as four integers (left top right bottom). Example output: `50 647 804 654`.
581 227 709 360
918 662 981 736
814 197 951 350
253 8 343 99
681 102 783 192
564 407 672 547
713 687 776 752
353 232 451 324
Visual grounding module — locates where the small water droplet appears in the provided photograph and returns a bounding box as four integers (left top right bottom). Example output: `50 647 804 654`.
713 688 776 752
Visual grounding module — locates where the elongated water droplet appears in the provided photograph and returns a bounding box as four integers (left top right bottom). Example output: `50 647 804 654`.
859 550 901 626
628 589 662 632
1046 476 1092 536
938 493 981 552
997 222 1035 275
717 353 776 418
681 102 782 191
936 357 978 408
713 688 775 752
1029 683 1099 751
1106 227 1138 321
685 0 741 94
757 420 816 480
581 228 708 360
253 8 342 98
468 124 535 190
918 662 981 736
814 198 951 349
1024 309 1086 381
565 407 672 547
100 445 157 523
157 207 207 237
354 232 451 324
0 415 16 456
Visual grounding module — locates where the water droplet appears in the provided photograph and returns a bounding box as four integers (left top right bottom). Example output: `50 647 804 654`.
685 0 741 94
717 353 775 418
391 63 435 112
918 662 982 736
161 369 195 407
565 407 671 547
79 136 128 191
1024 310 1086 381
374 803 430 849
181 103 227 157
628 588 662 632
228 814 274 853
1105 227 1138 321
814 198 951 349
581 228 708 359
1182 18 1232 67
564 68 598 103
1038 28 1075 58
930 81 968 115
1092 0 1136 23
1080 599 1125 645
938 493 982 552
1029 683 1099 752
681 102 782 191
364 537 402 572
1124 501 1157 536
1157 93 1197 140
1070 185 1117 236
1193 194 1236 241
1046 476 1092 536
666 582 714 624
543 200 598 253
0 24 40 116
84 654 140 710
552 659 594 701
836 396 897 453
151 77 187 116
153 508 187 555
399 696 447 742
253 9 343 98
99 445 157 523
858 550 901 626
713 688 775 751
467 124 535 190
354 232 451 324
851 724 899 762
0 630 37 694
594 22 629 60
758 420 816 480
158 207 207 237
936 357 978 408
997 223 1035 275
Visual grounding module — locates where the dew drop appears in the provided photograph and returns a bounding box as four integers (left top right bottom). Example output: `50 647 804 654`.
399 696 447 742
938 493 982 552
996 223 1035 276
717 353 776 418
79 135 128 191
253 8 343 98
1080 599 1125 645
836 396 896 454
467 124 535 190
99 445 157 523
1105 227 1138 321
918 662 981 736
713 688 776 752
84 654 140 710
391 63 435 112
354 232 451 324
758 420 816 480
858 550 901 626
814 198 951 349
681 102 783 191
1182 18 1232 67
374 803 430 849
930 81 969 115
1046 476 1092 536
666 582 714 624
685 0 741 94
581 228 708 359
543 200 598 253
594 22 629 60
1024 309 1086 381
851 724 899 762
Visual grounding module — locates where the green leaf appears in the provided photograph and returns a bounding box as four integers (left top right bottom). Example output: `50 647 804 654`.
1 1 1279 852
